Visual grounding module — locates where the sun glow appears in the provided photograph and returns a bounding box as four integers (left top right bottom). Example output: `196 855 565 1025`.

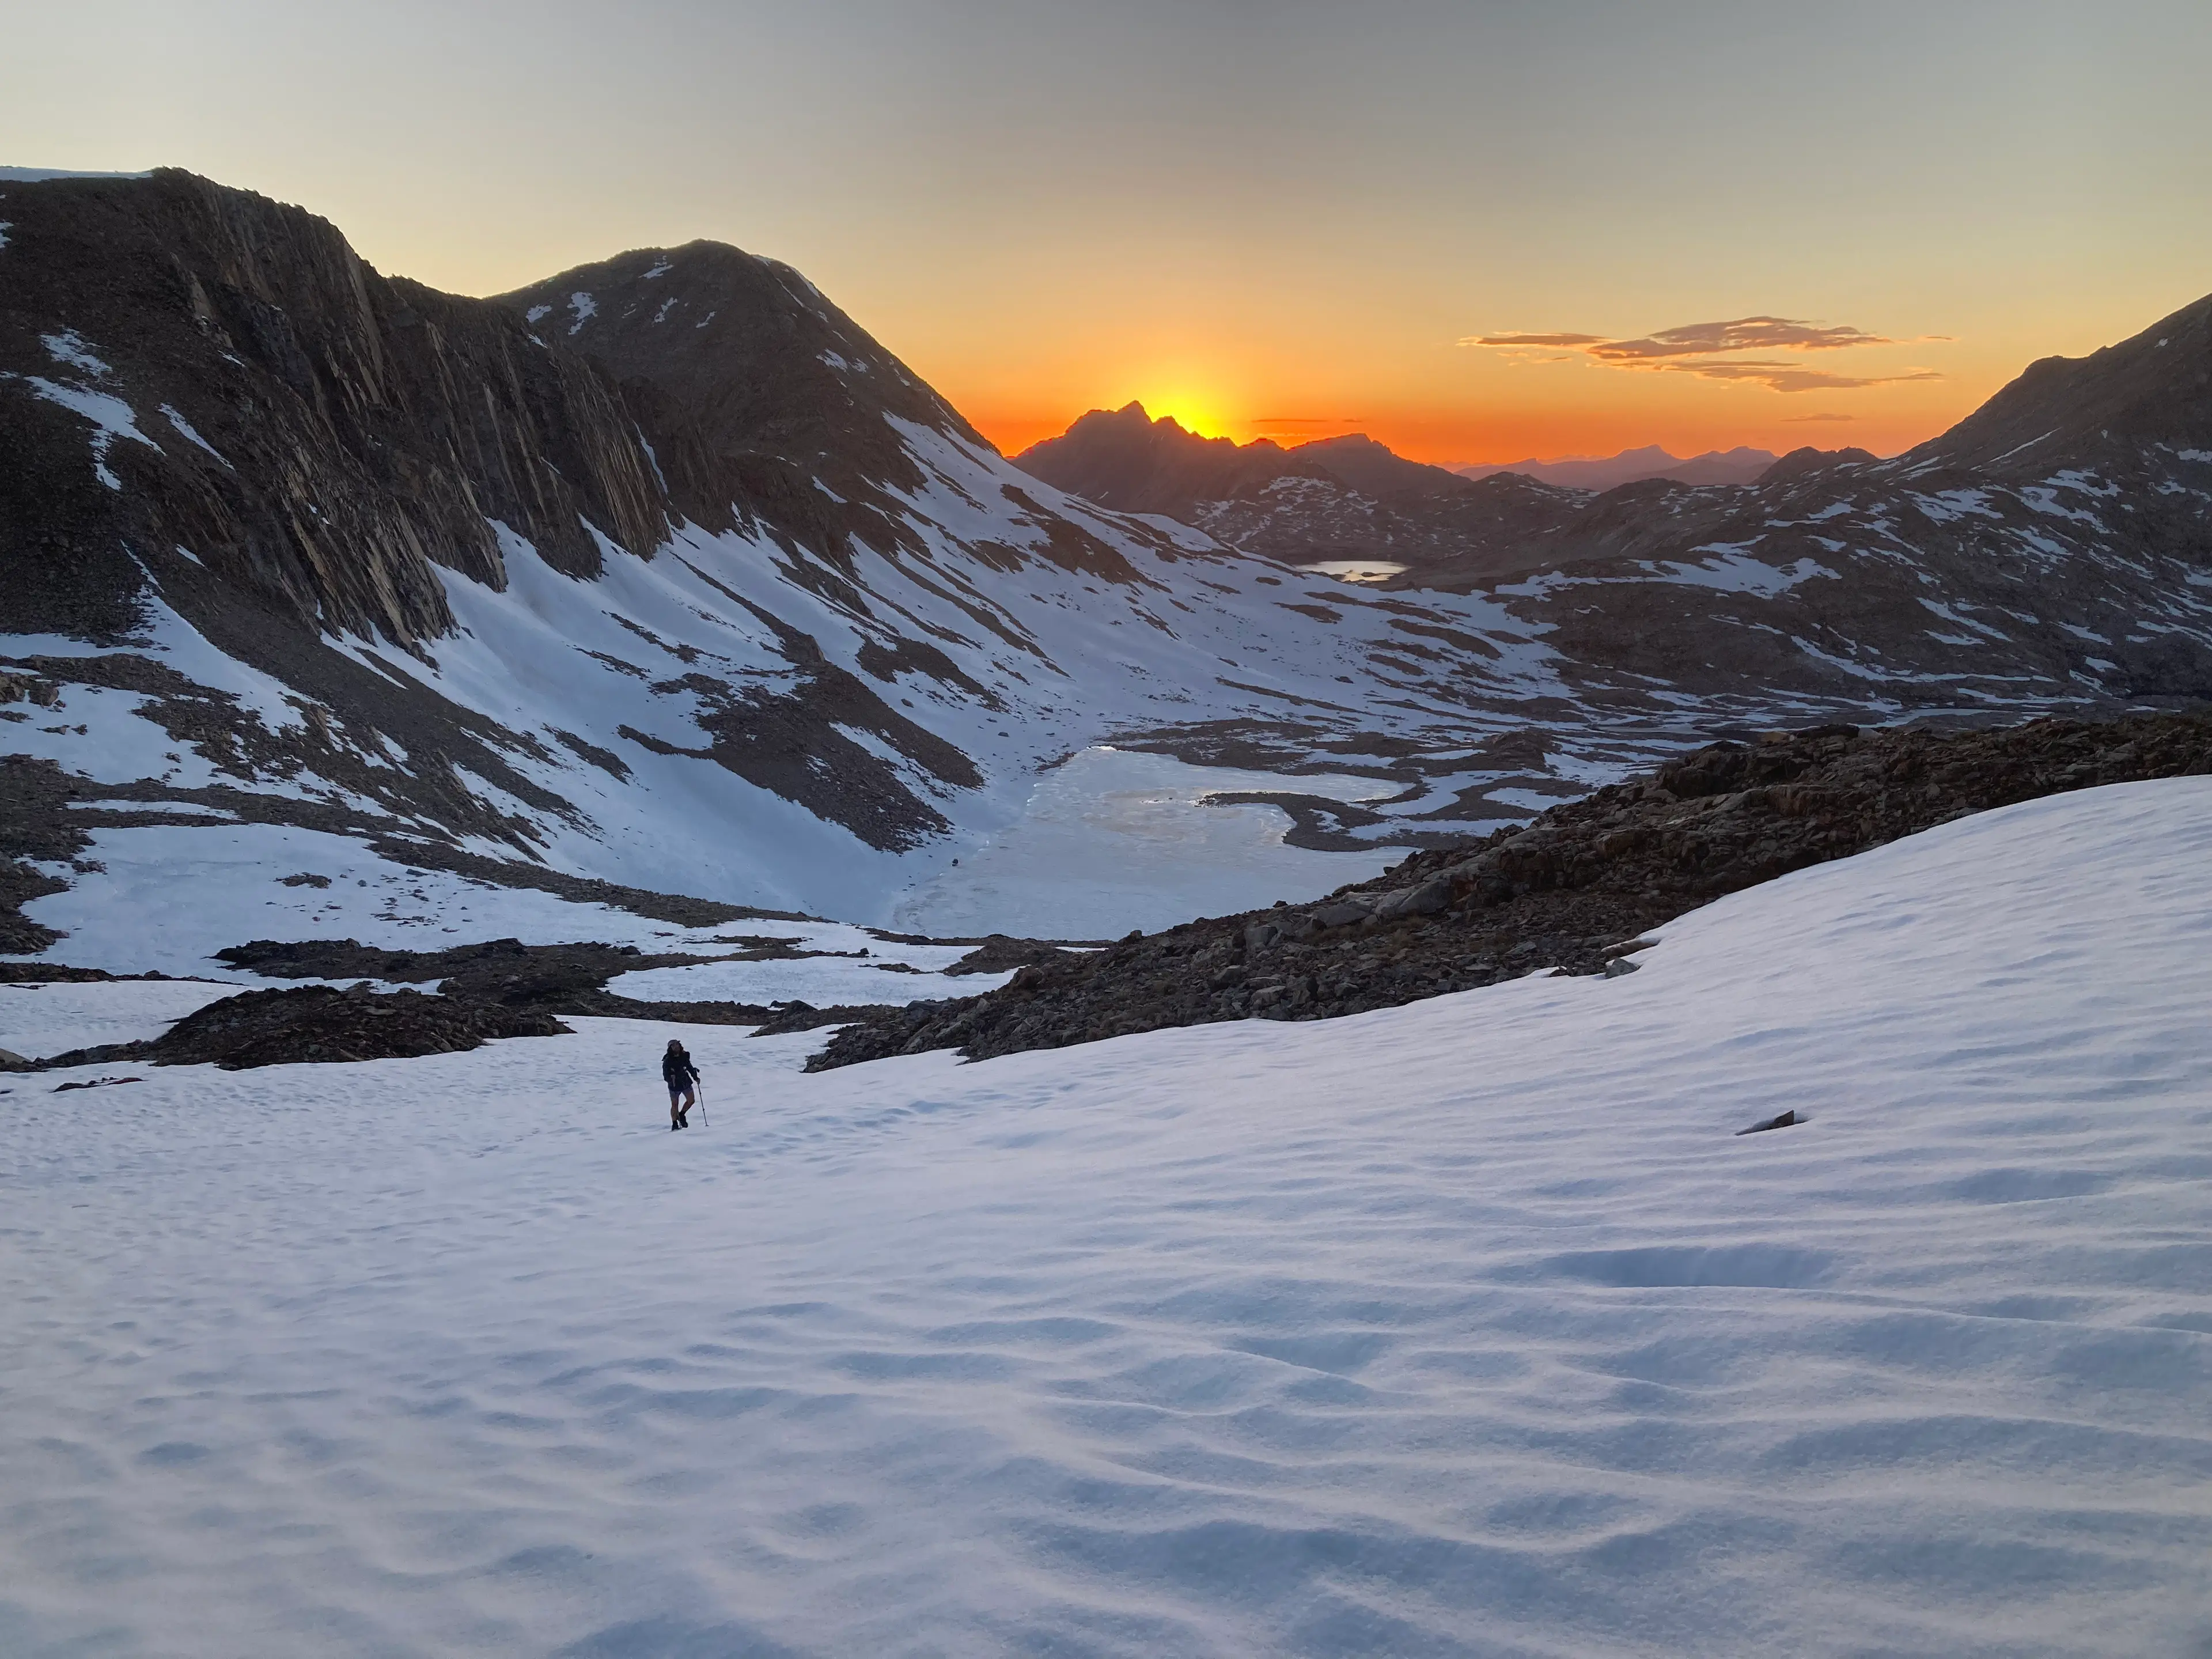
1136 394 1230 440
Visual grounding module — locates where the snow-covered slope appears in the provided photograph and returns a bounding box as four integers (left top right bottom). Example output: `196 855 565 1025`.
4 780 2207 1656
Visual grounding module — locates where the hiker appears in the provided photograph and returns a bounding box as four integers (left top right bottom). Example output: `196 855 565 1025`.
662 1039 701 1130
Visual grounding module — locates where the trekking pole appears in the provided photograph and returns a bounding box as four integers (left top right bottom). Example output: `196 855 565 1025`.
697 1078 708 1129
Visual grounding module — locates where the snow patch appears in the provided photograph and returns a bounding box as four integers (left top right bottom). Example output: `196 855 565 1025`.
15 374 160 487
159 404 227 464
43 328 112 377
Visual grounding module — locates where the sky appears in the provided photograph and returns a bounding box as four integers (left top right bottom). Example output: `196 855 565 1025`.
5 0 2209 464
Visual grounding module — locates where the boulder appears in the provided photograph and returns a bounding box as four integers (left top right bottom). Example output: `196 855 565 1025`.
1372 877 1454 921
1309 899 1376 929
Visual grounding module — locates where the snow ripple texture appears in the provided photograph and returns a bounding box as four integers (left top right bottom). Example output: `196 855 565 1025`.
3 781 2210 1657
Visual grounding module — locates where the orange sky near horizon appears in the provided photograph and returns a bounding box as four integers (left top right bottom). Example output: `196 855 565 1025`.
942 313 2088 467
5 2 2207 475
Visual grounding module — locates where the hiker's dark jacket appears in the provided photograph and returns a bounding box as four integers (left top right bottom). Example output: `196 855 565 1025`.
662 1050 700 1088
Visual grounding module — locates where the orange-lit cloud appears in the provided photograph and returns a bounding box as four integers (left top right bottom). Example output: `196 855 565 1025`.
1461 315 1948 393
1654 360 1943 393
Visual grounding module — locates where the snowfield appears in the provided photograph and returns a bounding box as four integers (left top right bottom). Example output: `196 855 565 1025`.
0 978 238 1057
3 779 2209 1657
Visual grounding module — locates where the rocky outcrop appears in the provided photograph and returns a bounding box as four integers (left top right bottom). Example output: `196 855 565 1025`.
40 984 569 1071
808 713 2212 1069
1756 445 1878 484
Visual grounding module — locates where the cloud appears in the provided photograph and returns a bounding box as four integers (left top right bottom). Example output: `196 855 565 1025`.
1590 316 1895 360
1783 412 1858 423
1658 361 1942 393
1464 331 1607 349
1460 315 1946 392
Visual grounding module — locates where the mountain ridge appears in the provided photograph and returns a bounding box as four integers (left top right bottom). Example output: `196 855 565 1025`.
1456 442 1784 491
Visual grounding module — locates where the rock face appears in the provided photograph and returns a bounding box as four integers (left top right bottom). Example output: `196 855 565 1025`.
0 169 666 649
807 712 2212 1069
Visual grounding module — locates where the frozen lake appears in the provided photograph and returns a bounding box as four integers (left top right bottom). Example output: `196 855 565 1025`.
887 746 1404 940
1296 559 1408 584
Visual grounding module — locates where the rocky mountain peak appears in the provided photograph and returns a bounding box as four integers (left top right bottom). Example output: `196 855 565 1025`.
1756 445 1878 484
493 241 993 562
1909 290 2212 475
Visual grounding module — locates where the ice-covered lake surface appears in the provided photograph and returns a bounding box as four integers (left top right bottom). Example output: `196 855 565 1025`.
3 779 2210 1657
1297 560 1409 583
889 745 1404 940
24 749 1407 974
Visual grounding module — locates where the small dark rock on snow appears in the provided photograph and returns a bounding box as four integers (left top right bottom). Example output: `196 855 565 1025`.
1736 1110 1803 1135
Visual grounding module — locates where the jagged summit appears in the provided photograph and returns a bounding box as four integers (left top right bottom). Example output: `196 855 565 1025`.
1010 402 1291 517
1012 404 1577 575
1756 445 1878 484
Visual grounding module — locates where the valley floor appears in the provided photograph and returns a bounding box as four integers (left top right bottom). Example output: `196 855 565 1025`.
2 782 2209 1656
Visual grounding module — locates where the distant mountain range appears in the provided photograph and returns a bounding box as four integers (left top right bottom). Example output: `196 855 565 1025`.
1458 443 1794 491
